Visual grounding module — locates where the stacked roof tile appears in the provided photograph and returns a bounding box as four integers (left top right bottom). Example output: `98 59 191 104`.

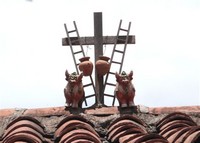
156 112 200 143
107 115 168 143
54 115 101 143
0 106 200 143
1 116 51 143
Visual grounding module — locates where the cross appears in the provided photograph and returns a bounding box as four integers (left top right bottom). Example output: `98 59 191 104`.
62 12 135 106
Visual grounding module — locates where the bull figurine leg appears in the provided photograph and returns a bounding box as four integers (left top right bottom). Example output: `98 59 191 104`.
64 88 72 107
115 90 128 107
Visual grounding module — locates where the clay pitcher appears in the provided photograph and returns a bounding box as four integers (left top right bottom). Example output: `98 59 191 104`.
79 57 93 76
95 56 110 76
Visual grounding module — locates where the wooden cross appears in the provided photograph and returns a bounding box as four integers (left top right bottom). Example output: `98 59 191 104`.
62 12 135 106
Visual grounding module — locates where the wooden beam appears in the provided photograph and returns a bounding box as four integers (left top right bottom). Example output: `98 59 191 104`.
94 12 104 106
62 35 135 46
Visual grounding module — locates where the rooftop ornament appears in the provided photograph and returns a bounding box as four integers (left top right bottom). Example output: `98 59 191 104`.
62 12 135 109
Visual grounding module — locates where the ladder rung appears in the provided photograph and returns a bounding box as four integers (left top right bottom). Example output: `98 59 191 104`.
120 28 128 32
68 30 76 33
73 51 83 55
85 94 96 98
106 83 116 86
114 49 124 53
104 94 114 97
83 83 93 88
108 72 116 75
111 61 121 65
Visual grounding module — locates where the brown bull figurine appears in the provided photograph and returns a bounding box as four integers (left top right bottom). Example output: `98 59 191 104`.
115 71 136 107
64 70 84 108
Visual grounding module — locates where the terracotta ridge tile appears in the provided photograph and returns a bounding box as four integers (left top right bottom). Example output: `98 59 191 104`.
0 107 70 117
0 109 15 117
0 105 199 117
149 105 200 114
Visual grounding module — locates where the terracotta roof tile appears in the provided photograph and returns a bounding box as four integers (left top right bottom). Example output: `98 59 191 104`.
0 109 15 117
0 106 200 143
133 133 169 143
156 112 200 143
1 116 50 143
149 106 200 114
23 106 69 117
167 126 191 143
119 133 145 143
59 129 101 143
54 115 99 142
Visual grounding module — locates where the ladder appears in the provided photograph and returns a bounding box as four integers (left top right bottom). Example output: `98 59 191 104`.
103 20 131 106
64 21 96 107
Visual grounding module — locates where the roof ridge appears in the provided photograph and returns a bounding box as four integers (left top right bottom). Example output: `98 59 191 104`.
0 105 200 117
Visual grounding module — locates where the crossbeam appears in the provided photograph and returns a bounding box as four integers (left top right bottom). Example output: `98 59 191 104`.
62 36 135 46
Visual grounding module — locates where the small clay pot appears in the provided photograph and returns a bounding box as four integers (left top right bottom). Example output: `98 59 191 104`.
79 57 93 76
95 56 110 76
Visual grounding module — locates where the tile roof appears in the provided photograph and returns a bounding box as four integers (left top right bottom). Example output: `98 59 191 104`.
0 105 200 143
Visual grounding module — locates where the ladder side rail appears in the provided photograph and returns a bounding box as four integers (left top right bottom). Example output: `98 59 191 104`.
119 22 131 73
89 76 96 94
103 20 123 106
112 94 116 106
73 21 97 105
73 21 86 57
65 23 93 107
110 20 122 64
103 20 122 87
64 23 79 74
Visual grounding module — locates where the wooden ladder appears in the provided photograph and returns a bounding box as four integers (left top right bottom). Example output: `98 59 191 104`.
103 20 131 106
64 21 96 107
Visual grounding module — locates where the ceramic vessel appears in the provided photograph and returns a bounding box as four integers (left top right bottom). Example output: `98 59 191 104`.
95 56 110 76
79 57 93 76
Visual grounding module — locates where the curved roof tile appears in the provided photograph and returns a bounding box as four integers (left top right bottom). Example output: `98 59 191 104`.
55 121 99 140
183 130 200 143
159 121 195 136
1 116 51 143
56 115 94 128
58 129 101 143
118 133 145 143
156 112 196 130
107 119 147 136
167 126 192 143
108 125 146 141
108 114 146 130
133 133 169 143
2 120 45 139
157 112 200 143
2 126 45 143
110 128 145 143
54 115 99 142
182 126 200 142
160 120 196 131
5 116 44 130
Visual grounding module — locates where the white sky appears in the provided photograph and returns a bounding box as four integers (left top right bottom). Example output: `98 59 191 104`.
0 0 199 109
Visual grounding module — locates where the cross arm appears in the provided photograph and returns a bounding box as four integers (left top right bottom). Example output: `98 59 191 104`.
62 35 135 46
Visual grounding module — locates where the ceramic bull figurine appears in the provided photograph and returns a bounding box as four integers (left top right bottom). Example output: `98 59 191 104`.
64 70 84 108
115 71 136 107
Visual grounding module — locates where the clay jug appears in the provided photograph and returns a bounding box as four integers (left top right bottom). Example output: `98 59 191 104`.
95 56 110 76
79 57 93 76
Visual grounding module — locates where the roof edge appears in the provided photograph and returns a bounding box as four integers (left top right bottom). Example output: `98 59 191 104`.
148 105 200 115
0 105 200 117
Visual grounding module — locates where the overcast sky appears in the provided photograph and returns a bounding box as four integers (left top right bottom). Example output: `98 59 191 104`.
0 0 199 109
